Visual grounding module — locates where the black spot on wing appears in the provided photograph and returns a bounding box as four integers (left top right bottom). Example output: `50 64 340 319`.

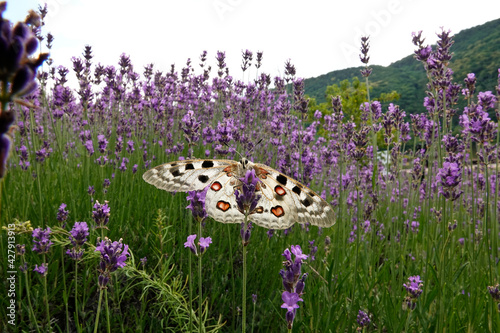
198 175 209 183
308 191 316 197
301 198 312 207
171 169 182 177
292 186 301 195
170 163 177 167
185 163 195 170
276 174 287 186
202 160 214 168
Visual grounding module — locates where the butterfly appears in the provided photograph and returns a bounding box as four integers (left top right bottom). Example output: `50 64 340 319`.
143 158 335 230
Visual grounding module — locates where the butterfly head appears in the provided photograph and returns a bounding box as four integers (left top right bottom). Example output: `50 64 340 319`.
239 158 250 170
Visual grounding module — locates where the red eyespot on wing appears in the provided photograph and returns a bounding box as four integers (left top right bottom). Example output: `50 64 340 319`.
257 167 270 179
271 206 285 217
210 181 222 192
274 185 286 196
216 201 231 212
254 206 264 214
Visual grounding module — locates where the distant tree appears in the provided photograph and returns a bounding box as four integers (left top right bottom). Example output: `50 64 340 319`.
307 76 400 124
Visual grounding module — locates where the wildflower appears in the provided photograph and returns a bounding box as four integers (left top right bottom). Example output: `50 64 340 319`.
281 291 303 329
280 245 308 295
252 294 257 304
359 36 372 77
88 186 95 196
57 203 69 227
95 237 130 288
33 263 48 276
97 134 108 153
235 169 261 215
357 310 371 329
140 257 147 267
16 244 25 256
184 234 197 255
92 200 110 227
84 139 94 156
32 227 53 254
436 162 463 201
403 275 424 310
240 221 253 247
66 222 89 260
186 189 208 222
199 237 212 254
184 234 212 256
0 4 49 177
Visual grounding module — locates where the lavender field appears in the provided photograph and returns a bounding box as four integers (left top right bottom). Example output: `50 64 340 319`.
2 3 500 332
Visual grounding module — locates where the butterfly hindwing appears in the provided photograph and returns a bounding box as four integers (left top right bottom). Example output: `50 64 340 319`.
205 172 246 224
253 163 335 228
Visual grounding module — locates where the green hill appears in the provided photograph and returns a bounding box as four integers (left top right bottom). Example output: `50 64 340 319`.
304 18 500 114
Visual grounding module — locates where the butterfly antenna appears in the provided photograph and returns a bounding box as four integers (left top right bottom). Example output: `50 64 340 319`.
246 138 263 156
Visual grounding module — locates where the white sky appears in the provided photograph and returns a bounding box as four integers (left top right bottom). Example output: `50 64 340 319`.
7 0 500 81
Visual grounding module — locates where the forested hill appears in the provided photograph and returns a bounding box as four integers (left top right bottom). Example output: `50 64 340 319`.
304 18 500 115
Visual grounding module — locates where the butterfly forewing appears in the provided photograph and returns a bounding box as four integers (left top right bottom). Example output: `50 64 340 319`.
142 159 235 192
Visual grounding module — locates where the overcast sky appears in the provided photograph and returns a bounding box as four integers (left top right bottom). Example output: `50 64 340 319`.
7 0 500 82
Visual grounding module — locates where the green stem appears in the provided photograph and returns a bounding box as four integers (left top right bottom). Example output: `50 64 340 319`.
75 260 80 331
242 215 248 332
42 254 50 327
60 250 70 333
105 289 110 333
198 220 203 333
227 224 236 331
189 218 193 333
94 288 104 333
24 261 41 333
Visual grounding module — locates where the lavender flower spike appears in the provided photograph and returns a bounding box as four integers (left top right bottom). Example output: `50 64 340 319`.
235 169 261 215
32 227 53 254
95 237 130 288
186 189 208 222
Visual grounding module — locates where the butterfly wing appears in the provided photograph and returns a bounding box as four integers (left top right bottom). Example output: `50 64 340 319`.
252 163 335 229
142 159 235 192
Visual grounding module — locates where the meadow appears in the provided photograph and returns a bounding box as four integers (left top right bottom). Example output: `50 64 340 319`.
1 4 500 332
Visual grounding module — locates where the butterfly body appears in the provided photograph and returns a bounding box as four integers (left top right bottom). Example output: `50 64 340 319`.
143 158 335 229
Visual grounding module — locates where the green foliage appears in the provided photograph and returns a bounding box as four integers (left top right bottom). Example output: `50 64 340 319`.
305 18 500 115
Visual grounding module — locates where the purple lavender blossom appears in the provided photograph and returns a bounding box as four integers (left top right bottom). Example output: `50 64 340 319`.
403 275 424 310
235 169 261 215
66 221 89 260
97 134 108 153
436 162 463 201
92 200 110 226
186 189 208 222
357 310 371 328
0 5 48 173
57 203 69 225
281 291 303 330
199 237 212 254
184 234 197 255
95 237 130 288
33 263 48 276
32 227 53 254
